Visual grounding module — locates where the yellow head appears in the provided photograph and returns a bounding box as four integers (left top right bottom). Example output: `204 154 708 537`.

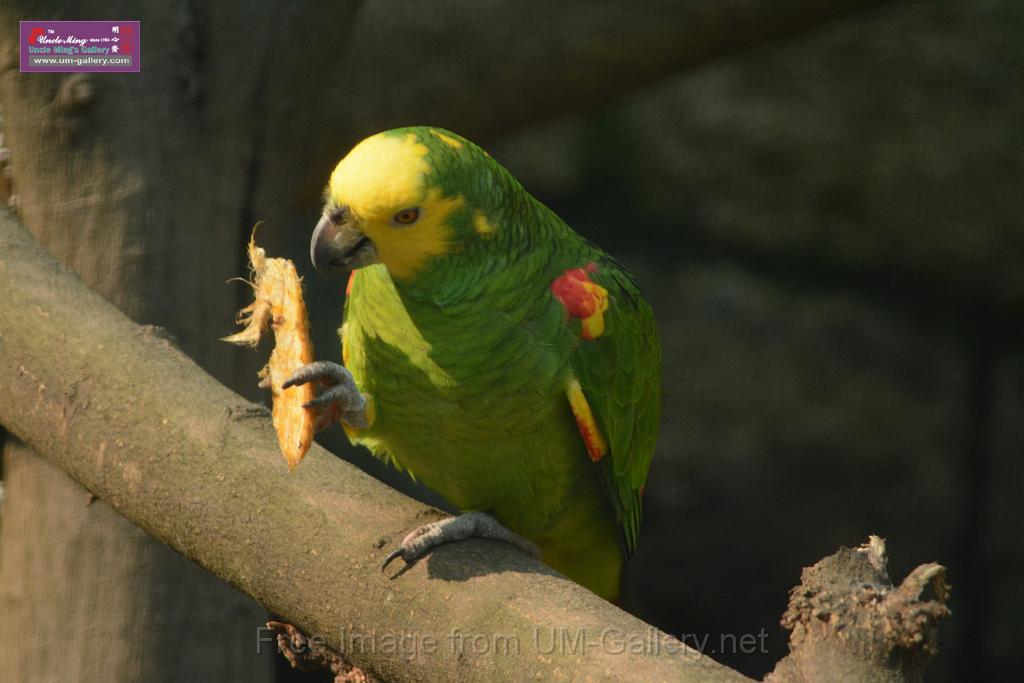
313 129 468 281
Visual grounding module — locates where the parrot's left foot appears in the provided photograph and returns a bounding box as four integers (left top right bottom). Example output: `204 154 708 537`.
283 360 368 430
381 511 541 571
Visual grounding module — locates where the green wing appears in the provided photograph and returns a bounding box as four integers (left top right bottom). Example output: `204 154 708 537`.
568 256 661 556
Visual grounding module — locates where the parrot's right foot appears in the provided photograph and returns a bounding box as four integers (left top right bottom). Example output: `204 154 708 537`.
283 361 368 430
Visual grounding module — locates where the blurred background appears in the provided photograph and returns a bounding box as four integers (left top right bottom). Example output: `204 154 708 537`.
1 1 1021 681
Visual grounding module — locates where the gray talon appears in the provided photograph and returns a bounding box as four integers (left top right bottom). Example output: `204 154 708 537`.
381 511 540 574
303 382 363 411
381 548 404 572
278 361 368 430
283 360 349 389
303 394 331 409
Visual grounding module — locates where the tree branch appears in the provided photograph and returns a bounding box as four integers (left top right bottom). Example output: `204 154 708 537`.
259 0 902 211
267 621 379 682
768 536 950 682
0 208 949 680
0 210 749 681
327 0 900 141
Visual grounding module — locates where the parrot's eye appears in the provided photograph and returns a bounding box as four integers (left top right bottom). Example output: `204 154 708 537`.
392 208 420 226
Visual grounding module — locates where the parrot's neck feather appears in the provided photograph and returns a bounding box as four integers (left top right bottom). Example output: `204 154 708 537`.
391 194 591 308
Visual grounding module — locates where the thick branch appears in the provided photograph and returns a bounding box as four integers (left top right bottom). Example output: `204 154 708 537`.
0 212 749 681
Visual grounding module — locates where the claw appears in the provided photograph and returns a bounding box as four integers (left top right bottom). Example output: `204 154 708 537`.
381 548 405 572
281 370 304 389
302 394 333 409
276 361 368 431
304 382 364 411
282 360 349 389
381 512 540 576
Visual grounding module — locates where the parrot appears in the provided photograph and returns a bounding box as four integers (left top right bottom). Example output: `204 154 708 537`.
284 126 661 602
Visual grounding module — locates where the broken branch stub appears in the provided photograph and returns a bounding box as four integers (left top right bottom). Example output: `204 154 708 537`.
767 535 950 683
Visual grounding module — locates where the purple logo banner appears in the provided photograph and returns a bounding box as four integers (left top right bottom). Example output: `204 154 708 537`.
20 21 140 73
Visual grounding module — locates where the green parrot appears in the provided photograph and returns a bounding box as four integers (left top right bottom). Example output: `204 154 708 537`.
285 126 661 601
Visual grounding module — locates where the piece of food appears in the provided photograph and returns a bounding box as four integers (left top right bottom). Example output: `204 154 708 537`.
223 234 315 470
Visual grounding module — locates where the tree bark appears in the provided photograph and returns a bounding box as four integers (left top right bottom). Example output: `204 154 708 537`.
768 536 950 683
0 1 286 678
0 206 951 682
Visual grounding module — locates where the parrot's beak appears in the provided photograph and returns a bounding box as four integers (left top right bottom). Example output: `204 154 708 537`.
311 207 377 275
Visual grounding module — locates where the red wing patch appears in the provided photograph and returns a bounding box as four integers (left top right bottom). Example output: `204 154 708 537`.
346 270 357 296
551 263 609 340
